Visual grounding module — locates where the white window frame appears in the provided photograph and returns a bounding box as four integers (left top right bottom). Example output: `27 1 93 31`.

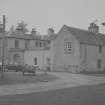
64 42 72 54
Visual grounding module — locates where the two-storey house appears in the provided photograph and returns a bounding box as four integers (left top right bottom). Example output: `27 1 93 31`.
49 23 105 73
0 28 50 69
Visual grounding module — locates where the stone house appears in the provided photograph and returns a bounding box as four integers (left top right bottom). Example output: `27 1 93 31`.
49 23 105 72
1 22 105 73
0 29 50 69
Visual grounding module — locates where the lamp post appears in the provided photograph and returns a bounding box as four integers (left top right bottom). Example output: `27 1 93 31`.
1 15 6 79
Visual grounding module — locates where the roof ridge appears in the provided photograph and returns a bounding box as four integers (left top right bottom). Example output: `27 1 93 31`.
62 24 105 46
64 24 105 36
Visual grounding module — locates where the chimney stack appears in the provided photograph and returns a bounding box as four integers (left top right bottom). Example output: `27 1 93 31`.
48 28 54 36
31 28 37 35
15 27 24 35
88 22 99 34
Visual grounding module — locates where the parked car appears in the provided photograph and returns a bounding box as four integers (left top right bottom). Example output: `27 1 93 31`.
5 64 24 72
22 64 36 75
0 62 8 72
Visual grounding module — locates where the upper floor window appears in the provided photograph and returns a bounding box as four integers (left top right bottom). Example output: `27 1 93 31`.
64 42 72 54
15 40 19 48
43 42 46 47
99 45 102 53
25 40 29 49
66 42 72 50
39 42 42 47
48 40 50 44
35 41 38 47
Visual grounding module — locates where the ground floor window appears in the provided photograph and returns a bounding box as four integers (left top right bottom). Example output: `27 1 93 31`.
13 54 21 65
46 58 51 71
97 59 102 68
34 57 37 65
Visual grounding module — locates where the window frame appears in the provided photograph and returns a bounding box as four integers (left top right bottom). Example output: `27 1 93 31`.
34 57 37 65
15 40 19 49
25 40 29 49
64 42 72 54
35 41 38 47
39 41 42 47
97 59 102 69
99 45 102 53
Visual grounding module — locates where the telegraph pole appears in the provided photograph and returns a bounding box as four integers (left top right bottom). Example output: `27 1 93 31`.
1 15 6 79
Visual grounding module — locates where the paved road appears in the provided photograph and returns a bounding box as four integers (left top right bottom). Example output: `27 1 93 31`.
0 72 105 96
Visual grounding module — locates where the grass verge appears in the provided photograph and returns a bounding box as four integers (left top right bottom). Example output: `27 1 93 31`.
0 72 58 85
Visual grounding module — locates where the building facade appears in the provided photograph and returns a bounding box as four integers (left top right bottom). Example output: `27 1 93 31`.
49 24 105 73
0 29 51 69
1 23 105 73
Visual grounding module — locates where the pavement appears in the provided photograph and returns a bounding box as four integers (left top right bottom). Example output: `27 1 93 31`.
0 72 105 96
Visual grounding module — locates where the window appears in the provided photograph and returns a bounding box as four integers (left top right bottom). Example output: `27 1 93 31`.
99 45 102 53
25 40 29 49
39 42 42 47
64 42 72 54
15 40 19 48
43 42 46 47
35 41 38 47
13 54 21 65
34 57 37 65
46 58 50 65
67 42 71 51
48 40 50 44
97 59 101 68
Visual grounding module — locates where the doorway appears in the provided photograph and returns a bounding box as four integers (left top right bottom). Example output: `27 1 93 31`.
13 54 21 65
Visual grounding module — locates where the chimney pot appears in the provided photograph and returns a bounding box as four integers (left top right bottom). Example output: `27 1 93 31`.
31 28 36 35
48 28 54 35
88 22 99 34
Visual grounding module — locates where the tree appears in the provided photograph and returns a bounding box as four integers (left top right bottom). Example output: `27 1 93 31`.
16 21 28 34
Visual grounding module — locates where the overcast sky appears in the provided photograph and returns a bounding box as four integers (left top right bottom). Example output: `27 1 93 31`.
0 0 105 34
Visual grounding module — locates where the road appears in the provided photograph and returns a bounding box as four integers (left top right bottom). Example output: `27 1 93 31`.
0 72 105 96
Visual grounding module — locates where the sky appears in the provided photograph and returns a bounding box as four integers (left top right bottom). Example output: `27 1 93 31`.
0 0 105 34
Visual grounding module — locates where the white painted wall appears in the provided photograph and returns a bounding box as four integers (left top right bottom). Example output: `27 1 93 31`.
50 26 80 72
24 50 50 69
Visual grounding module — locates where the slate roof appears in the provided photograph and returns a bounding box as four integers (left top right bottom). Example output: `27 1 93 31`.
49 34 58 40
63 25 105 46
